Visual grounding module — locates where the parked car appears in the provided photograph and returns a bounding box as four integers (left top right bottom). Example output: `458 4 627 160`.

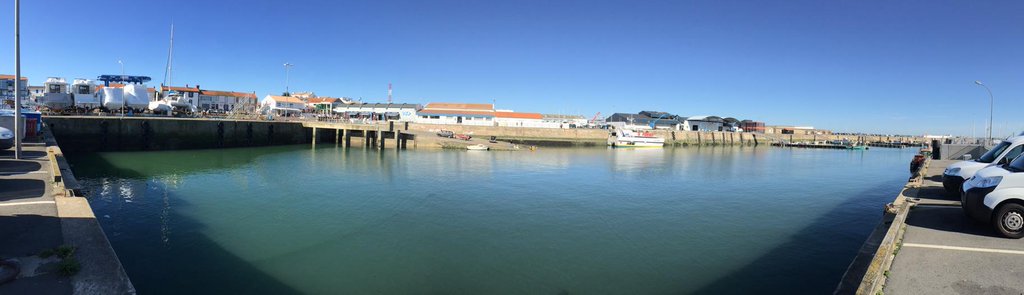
0 127 12 150
436 130 454 138
961 155 1024 238
943 135 1024 193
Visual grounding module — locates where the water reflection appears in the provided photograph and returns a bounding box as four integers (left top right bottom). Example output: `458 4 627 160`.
69 145 913 294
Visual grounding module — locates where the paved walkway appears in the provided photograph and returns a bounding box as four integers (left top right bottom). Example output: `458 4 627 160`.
0 142 73 294
885 160 1024 294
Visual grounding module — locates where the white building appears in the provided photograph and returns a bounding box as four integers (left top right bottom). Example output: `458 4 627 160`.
415 102 496 126
262 95 306 115
160 85 201 106
494 111 545 127
200 90 258 113
685 115 725 131
334 103 422 121
542 114 589 128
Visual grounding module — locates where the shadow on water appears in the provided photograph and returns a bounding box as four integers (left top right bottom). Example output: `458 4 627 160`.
690 183 903 295
70 150 304 294
66 145 308 180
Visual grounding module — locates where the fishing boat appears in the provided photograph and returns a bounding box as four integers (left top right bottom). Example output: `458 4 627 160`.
847 145 868 150
467 144 489 151
607 129 665 148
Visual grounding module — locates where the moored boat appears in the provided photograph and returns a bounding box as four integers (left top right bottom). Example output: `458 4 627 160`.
607 129 665 148
467 144 489 151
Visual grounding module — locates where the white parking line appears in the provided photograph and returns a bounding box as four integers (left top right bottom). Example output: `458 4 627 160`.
0 200 55 207
903 243 1024 255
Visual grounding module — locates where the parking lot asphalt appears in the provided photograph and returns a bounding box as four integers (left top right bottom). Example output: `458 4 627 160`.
0 142 72 294
885 160 1024 294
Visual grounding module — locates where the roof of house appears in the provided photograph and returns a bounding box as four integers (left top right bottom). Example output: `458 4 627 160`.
495 111 543 119
264 95 305 104
0 75 28 81
161 85 201 92
202 90 257 98
687 115 724 122
418 109 495 117
423 102 494 111
307 97 341 104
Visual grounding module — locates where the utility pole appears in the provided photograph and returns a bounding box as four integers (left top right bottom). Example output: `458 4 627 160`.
13 0 22 159
283 63 293 96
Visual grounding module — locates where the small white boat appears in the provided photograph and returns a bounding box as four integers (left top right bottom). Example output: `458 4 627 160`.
467 144 489 151
608 129 665 148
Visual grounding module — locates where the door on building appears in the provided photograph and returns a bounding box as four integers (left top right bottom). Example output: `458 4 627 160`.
457 116 463 124
692 125 699 131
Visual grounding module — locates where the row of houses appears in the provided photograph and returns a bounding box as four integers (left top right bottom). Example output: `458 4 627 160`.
605 110 829 134
159 85 258 113
261 96 589 128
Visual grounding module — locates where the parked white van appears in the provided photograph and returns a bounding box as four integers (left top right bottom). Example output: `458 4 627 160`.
943 135 1024 193
961 155 1024 238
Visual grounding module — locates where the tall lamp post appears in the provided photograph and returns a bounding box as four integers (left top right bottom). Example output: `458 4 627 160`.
118 60 126 117
283 63 293 96
13 0 22 159
975 80 994 145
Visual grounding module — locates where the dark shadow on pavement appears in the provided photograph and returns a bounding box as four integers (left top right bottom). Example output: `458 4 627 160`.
0 160 43 175
903 206 1001 238
0 214 73 295
911 186 959 202
0 150 49 160
0 179 46 202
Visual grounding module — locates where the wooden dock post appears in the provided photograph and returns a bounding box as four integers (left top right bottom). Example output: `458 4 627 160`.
378 130 385 150
335 129 339 145
312 127 317 146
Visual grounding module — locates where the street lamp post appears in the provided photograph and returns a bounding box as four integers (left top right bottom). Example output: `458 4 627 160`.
13 0 22 159
119 60 125 117
975 80 994 145
283 63 293 96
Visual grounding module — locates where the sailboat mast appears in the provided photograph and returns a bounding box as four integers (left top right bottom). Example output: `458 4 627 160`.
163 23 175 88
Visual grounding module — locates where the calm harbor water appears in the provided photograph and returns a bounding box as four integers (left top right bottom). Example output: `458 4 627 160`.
68 145 913 294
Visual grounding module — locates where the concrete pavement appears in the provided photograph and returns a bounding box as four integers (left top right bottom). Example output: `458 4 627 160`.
0 142 73 294
885 160 1024 294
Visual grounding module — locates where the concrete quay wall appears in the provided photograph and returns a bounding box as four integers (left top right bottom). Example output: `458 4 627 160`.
45 116 310 153
406 123 924 146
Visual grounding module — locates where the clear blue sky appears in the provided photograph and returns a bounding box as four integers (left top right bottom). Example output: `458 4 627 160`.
1 0 1022 136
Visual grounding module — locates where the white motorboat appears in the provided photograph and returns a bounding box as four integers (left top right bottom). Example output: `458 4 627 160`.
607 129 665 148
467 144 489 151
101 87 125 110
38 77 72 110
123 84 150 111
71 79 101 110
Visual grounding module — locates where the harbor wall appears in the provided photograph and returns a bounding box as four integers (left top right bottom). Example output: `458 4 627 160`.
45 116 310 153
406 123 925 146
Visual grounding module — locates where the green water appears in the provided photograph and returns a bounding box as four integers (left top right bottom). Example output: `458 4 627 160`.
68 145 913 294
